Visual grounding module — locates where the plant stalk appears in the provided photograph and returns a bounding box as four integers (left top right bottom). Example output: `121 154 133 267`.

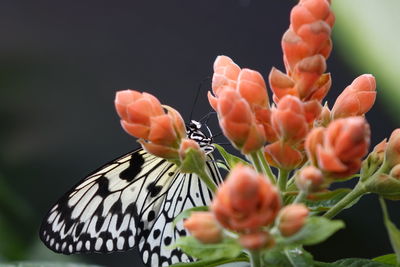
257 149 276 184
323 182 368 219
249 250 262 267
278 169 289 193
249 152 264 174
196 168 218 193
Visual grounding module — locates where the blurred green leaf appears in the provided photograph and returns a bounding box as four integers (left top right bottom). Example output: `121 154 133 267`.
214 144 249 170
173 236 242 261
279 217 344 246
263 246 314 267
379 198 400 264
0 174 36 260
332 0 400 119
373 254 398 265
0 263 103 267
316 258 394 267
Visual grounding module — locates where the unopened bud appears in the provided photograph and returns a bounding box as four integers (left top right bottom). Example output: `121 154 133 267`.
279 204 309 237
184 212 222 244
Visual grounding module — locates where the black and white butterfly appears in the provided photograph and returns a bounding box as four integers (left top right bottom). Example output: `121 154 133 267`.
40 120 223 266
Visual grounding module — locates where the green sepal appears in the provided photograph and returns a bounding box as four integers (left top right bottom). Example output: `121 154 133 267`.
179 148 206 174
214 144 249 170
278 217 345 246
365 173 400 200
173 236 242 262
173 206 209 228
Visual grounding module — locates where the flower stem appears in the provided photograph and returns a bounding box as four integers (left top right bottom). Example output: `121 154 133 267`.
196 168 217 193
293 190 307 204
256 149 276 184
249 152 264 174
249 250 262 267
323 182 368 219
278 169 289 193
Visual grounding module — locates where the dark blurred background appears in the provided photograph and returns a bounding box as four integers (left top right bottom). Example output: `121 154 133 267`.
0 0 398 266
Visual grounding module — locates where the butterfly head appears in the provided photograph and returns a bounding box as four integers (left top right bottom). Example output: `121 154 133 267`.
187 120 214 154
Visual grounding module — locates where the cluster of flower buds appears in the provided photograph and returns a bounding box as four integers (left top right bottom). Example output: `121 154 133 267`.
115 90 205 166
208 56 269 154
269 0 334 103
363 129 400 200
184 165 309 250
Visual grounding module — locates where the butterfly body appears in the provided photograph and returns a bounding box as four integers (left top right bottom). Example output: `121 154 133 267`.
40 120 222 266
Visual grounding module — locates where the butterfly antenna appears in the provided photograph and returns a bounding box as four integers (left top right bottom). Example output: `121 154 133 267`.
189 76 211 122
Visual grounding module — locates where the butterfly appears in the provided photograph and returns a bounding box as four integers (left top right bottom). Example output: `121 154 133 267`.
39 120 223 266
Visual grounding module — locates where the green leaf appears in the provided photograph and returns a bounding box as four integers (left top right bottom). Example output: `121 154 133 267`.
279 217 345 246
213 144 248 169
284 247 314 267
0 263 103 267
173 206 209 228
328 258 394 267
380 198 400 264
373 254 398 265
173 236 242 261
170 252 249 267
304 189 352 212
263 246 314 267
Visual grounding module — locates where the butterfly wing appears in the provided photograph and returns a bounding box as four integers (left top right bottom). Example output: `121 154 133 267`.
137 157 223 266
40 148 222 266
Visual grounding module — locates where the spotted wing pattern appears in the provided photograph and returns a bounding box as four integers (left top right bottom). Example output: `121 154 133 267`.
40 148 223 266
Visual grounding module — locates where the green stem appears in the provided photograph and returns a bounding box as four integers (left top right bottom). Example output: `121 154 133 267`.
196 168 217 193
293 190 307 204
323 182 368 219
256 149 276 184
249 152 264 174
278 169 289 193
249 250 262 267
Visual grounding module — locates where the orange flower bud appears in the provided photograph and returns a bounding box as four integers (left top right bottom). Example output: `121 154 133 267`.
332 74 377 119
264 141 303 170
305 127 325 166
316 102 331 127
212 164 281 232
237 68 269 108
184 212 222 244
278 204 309 237
268 67 296 100
179 138 206 167
296 166 324 192
239 231 275 250
271 95 308 144
217 89 265 154
293 55 327 99
212 55 241 96
389 164 400 180
254 107 278 143
115 90 187 159
369 139 387 166
384 129 400 170
115 90 164 139
315 117 370 177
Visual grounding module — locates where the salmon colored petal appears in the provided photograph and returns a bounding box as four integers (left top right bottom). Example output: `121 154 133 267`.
317 145 347 172
120 121 150 139
148 115 177 146
139 140 179 159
